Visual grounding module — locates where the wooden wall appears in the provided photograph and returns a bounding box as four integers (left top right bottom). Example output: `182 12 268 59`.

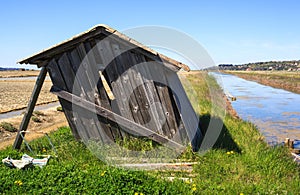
46 34 200 148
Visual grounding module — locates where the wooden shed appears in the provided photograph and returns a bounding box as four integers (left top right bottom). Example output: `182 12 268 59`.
14 24 202 151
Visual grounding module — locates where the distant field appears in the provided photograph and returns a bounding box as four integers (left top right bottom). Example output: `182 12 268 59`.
0 80 57 113
0 70 40 78
0 70 57 113
225 71 300 94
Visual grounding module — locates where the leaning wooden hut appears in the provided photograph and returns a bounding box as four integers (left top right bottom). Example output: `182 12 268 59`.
14 24 201 151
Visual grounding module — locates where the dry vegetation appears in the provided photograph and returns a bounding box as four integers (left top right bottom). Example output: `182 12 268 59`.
0 70 40 78
0 70 63 149
0 80 57 113
0 71 58 113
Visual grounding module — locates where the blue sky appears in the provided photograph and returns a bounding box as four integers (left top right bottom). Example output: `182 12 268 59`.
1 0 300 69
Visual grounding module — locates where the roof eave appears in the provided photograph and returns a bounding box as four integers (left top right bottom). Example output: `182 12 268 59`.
18 24 190 71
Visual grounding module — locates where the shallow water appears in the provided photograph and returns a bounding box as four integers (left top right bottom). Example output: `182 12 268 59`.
0 102 60 120
211 72 300 144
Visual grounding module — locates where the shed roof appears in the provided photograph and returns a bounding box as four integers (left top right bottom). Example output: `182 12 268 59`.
18 24 190 71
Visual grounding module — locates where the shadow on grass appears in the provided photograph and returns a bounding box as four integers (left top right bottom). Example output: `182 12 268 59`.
193 114 241 153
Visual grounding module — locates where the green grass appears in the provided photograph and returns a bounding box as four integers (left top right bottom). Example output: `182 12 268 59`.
56 106 63 112
0 127 192 194
0 122 17 132
0 71 299 194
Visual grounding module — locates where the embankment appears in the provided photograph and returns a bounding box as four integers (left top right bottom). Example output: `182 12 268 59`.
224 71 300 94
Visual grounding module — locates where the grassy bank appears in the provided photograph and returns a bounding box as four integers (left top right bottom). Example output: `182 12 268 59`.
224 71 300 94
0 71 299 194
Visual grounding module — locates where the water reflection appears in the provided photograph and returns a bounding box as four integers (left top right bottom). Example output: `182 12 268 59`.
210 72 300 144
0 102 60 120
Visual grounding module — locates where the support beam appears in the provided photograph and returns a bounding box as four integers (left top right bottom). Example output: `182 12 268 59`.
50 86 185 151
13 67 48 149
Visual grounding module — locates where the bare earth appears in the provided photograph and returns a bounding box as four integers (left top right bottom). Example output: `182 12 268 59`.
0 70 65 149
0 107 67 150
0 77 58 113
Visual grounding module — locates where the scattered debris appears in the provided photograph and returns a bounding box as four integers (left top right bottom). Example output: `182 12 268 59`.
284 138 300 164
119 162 197 170
284 138 300 154
291 153 300 164
225 91 237 101
2 154 50 169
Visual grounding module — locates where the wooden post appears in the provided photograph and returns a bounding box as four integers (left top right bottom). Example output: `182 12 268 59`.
13 67 48 149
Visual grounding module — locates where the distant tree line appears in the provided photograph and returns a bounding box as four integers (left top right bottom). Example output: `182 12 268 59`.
0 67 31 71
218 60 300 71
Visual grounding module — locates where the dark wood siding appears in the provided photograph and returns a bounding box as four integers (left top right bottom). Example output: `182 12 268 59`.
46 35 199 147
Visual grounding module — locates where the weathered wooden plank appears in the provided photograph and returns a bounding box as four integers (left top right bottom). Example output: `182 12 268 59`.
112 44 160 131
130 52 168 136
51 86 185 150
100 30 182 72
154 83 175 138
110 43 147 128
13 67 48 149
58 98 82 140
57 52 102 140
57 53 76 91
142 55 187 143
168 87 189 145
60 45 110 141
96 39 138 139
81 41 122 140
164 69 202 150
86 39 114 108
88 40 124 140
47 58 90 140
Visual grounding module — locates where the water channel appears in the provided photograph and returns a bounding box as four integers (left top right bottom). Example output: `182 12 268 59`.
211 72 300 145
